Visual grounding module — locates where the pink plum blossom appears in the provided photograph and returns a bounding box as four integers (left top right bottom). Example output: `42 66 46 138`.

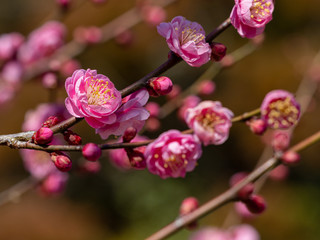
260 90 300 129
0 32 24 61
230 0 274 38
157 16 211 67
96 88 150 139
185 101 234 146
18 21 66 64
65 69 122 129
144 130 202 179
178 95 201 121
190 228 231 240
230 224 260 240
1 61 24 86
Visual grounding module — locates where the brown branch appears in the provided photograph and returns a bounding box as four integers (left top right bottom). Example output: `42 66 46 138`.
145 129 320 240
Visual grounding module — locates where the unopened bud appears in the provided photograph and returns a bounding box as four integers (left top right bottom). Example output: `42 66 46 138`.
42 72 58 89
269 165 289 181
127 150 146 169
42 116 62 128
147 76 173 97
197 80 216 96
123 127 137 143
34 127 53 145
220 55 234 68
244 194 267 214
281 151 300 165
56 0 71 9
145 117 161 132
166 84 181 99
141 5 166 26
211 42 227 62
180 197 199 216
272 130 291 151
80 161 101 174
63 130 82 145
82 143 101 162
246 118 267 135
51 152 72 172
179 197 199 230
230 172 254 200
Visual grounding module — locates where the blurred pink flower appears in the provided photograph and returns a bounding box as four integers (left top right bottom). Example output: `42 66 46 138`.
1 61 24 85
260 90 300 129
157 16 211 67
234 201 256 219
39 171 69 195
144 130 202 179
18 21 66 64
230 224 260 240
0 32 24 61
190 228 231 240
230 0 274 38
65 69 122 129
141 5 167 26
185 101 234 146
96 88 150 139
178 95 201 121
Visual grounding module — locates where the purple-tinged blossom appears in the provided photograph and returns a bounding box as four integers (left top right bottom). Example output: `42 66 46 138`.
144 130 202 179
185 101 234 146
261 90 300 129
157 16 211 67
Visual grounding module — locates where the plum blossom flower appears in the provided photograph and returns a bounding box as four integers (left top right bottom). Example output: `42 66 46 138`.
185 101 234 146
230 0 274 38
65 69 122 129
144 130 202 179
18 21 66 64
96 88 150 139
0 32 24 61
157 16 211 67
260 90 300 129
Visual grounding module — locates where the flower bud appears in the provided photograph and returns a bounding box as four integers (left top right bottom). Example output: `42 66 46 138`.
60 59 81 78
269 165 289 181
220 55 234 68
80 161 101 174
141 5 166 26
42 116 62 128
122 127 137 143
51 152 72 172
179 197 199 230
145 117 161 132
246 118 267 135
272 130 291 152
210 42 227 62
82 143 101 162
147 76 173 97
56 0 71 9
244 195 267 214
114 28 134 47
281 151 300 165
180 197 199 216
40 172 68 195
197 80 216 96
63 130 82 145
230 172 254 201
126 150 146 169
34 127 53 145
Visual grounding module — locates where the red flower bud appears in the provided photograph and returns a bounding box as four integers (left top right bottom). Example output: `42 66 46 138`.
126 150 146 169
147 76 173 97
34 127 53 145
82 143 101 162
63 130 82 145
42 116 62 128
211 42 227 62
179 197 199 230
51 152 72 172
281 151 300 165
122 127 137 143
246 118 267 135
272 130 291 152
244 194 267 214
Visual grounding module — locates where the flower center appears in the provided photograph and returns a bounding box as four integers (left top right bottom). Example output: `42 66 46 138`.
250 0 273 22
86 77 115 105
180 27 205 45
163 154 188 170
196 111 226 131
264 97 300 128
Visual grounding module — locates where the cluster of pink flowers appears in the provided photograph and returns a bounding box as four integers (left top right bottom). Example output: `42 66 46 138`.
190 224 260 240
65 69 149 139
230 0 274 38
157 16 211 67
185 101 234 146
144 130 202 179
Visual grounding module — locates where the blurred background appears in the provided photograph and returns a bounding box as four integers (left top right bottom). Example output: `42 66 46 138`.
0 0 320 239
